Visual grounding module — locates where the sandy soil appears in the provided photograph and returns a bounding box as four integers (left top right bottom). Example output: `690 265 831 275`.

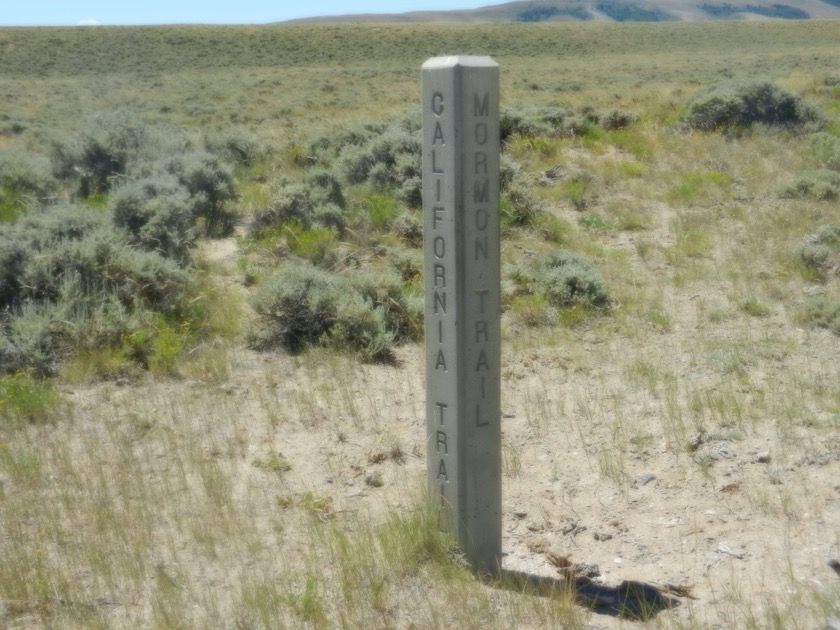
48 228 839 629
192 212 840 626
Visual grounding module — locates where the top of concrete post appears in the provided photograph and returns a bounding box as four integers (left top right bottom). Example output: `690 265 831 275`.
422 56 499 71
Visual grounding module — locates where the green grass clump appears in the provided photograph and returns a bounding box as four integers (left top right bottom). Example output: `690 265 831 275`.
376 504 460 573
808 132 840 170
578 212 614 232
667 169 733 205
362 193 401 229
736 295 772 318
508 293 554 327
284 224 339 267
0 372 58 425
560 169 597 211
252 451 293 475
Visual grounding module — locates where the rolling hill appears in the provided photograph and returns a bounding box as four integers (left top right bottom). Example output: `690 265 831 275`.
288 0 840 23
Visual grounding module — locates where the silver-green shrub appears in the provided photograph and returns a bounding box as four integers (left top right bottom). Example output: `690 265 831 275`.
249 263 419 360
501 109 546 143
204 129 267 167
0 201 193 374
250 182 316 231
306 169 346 209
0 204 110 312
502 179 543 226
0 149 58 211
599 108 638 131
250 175 348 237
388 211 422 247
111 175 195 261
537 250 610 308
801 225 840 277
780 170 840 201
798 296 840 335
348 269 423 343
5 277 135 373
160 151 237 236
0 238 29 312
19 227 190 315
52 109 152 196
331 122 421 208
51 111 236 234
328 296 395 362
248 264 341 353
680 80 824 132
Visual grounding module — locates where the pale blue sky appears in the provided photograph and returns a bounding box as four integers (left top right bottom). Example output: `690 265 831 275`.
2 1 498 26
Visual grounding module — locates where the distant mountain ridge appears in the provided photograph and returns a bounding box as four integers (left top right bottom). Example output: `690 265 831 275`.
287 0 840 23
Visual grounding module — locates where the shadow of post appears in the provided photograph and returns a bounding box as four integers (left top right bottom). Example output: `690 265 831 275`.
486 569 681 622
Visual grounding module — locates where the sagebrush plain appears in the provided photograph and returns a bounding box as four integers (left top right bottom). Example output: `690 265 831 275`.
1 19 840 629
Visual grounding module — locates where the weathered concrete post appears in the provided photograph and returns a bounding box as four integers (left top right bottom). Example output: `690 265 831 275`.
422 56 502 575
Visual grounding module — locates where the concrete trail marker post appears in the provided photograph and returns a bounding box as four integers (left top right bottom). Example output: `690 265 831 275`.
422 56 502 575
